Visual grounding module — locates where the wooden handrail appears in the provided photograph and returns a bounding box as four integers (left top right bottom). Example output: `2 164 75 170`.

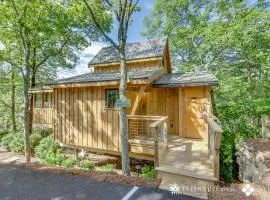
150 116 168 128
150 116 168 168
127 115 166 120
204 113 223 180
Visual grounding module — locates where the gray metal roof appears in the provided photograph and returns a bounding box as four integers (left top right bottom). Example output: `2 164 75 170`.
47 68 163 85
89 38 167 66
154 71 219 87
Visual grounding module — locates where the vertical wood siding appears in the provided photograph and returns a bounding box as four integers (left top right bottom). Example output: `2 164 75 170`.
54 87 120 151
54 86 210 151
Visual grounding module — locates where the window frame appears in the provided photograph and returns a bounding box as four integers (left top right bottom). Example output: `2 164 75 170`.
105 89 119 108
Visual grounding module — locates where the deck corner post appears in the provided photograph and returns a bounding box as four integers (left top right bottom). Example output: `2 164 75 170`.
153 126 159 168
163 120 168 145
214 149 220 181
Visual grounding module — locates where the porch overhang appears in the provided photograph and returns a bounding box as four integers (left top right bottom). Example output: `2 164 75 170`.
153 71 219 88
44 68 163 88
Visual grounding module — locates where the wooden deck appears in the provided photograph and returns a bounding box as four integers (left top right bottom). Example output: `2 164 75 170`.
156 137 217 199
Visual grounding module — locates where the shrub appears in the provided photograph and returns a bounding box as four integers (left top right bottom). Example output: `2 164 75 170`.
140 165 155 179
30 133 48 153
9 133 24 153
62 157 77 168
33 128 52 138
1 132 16 151
0 130 9 144
35 135 64 165
101 164 116 172
220 131 235 182
80 159 95 170
30 129 52 152
45 150 65 166
1 132 24 153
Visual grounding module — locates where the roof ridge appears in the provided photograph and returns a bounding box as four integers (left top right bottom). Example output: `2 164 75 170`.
100 37 167 50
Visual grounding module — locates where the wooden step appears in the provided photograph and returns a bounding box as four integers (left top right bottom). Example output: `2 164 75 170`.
159 160 213 172
157 165 217 200
156 164 217 182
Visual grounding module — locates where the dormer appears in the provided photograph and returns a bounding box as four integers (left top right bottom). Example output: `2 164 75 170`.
88 37 172 74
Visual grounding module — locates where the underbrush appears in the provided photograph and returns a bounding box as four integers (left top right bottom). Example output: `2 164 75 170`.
140 165 155 179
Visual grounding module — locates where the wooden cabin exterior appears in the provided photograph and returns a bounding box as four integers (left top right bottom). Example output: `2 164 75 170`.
30 38 222 197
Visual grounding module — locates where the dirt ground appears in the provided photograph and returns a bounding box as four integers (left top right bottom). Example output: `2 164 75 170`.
63 148 154 175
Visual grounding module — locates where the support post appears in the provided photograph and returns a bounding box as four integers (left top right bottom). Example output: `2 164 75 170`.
163 120 167 144
153 127 159 168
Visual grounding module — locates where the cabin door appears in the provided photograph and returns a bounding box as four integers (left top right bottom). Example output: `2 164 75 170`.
184 87 205 139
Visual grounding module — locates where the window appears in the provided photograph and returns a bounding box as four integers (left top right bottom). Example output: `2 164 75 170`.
35 94 41 108
105 89 119 108
43 93 51 108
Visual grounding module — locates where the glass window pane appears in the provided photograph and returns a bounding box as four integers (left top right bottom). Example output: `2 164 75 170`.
105 89 119 108
35 94 41 108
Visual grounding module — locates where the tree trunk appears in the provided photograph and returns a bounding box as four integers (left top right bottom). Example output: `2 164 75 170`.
119 42 130 176
11 70 17 132
23 42 31 163
29 72 36 134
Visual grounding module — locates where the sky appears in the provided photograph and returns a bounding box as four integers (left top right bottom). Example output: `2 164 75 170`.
60 0 156 78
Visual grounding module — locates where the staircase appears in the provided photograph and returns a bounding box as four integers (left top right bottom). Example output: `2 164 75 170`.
156 138 218 199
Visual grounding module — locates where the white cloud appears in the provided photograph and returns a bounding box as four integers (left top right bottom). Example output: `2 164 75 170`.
58 42 105 79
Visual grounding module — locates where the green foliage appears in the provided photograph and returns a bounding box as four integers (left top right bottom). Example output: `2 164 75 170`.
45 151 65 166
1 132 24 153
140 165 155 179
62 157 77 168
30 129 52 152
101 164 116 173
9 133 24 153
220 131 236 182
35 135 64 165
1 132 15 151
0 130 9 144
80 159 95 170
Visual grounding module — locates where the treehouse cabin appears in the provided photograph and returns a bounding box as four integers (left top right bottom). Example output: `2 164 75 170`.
30 38 223 195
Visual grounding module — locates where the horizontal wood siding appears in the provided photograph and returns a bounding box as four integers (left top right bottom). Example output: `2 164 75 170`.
54 87 120 151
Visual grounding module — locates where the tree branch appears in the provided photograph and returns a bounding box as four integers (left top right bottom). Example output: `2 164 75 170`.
82 0 119 50
36 38 69 68
0 99 11 109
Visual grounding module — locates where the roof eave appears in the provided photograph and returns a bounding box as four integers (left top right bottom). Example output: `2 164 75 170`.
153 81 219 88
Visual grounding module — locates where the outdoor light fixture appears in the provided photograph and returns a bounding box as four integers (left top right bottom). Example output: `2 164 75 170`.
135 165 141 177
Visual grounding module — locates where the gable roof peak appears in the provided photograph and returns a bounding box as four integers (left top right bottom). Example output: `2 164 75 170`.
89 37 168 66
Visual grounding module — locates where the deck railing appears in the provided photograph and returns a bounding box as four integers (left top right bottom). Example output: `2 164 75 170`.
127 115 168 166
204 112 223 180
33 108 53 125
